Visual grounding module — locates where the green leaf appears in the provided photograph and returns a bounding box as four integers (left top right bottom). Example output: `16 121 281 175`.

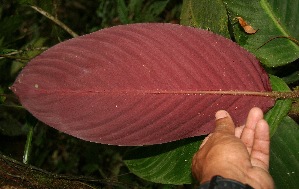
124 137 202 184
128 0 144 17
269 75 292 92
265 99 292 136
143 0 169 22
270 116 299 189
180 0 230 38
148 0 169 16
265 75 292 136
117 0 130 24
224 0 299 67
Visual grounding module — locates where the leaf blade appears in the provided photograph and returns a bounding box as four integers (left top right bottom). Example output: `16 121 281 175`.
270 116 299 189
180 0 230 38
11 23 274 145
124 137 201 184
265 75 292 136
224 0 299 66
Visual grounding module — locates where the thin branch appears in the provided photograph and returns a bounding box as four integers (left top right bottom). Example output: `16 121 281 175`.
0 54 30 61
257 36 299 50
0 153 138 188
30 5 79 38
0 104 24 109
0 47 48 61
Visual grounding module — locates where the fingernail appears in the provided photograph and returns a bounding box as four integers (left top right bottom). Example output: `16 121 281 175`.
215 110 228 120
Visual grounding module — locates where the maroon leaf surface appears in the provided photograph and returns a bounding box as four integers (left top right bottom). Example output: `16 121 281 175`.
11 23 275 146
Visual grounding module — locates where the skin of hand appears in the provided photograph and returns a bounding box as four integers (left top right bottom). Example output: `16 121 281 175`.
192 107 274 189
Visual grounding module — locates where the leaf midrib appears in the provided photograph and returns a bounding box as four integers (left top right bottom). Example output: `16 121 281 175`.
35 89 281 98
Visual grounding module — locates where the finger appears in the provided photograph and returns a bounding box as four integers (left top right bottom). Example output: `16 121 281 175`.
192 149 204 181
240 107 264 153
251 119 270 171
214 110 235 135
235 125 245 138
199 133 212 149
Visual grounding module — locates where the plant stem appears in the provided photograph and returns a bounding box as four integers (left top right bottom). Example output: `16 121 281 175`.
30 5 78 38
23 122 35 164
0 47 48 60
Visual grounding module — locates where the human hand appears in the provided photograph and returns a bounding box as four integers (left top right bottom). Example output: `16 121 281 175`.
192 107 274 189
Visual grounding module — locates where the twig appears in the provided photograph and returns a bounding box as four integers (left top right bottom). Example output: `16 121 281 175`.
30 5 78 38
0 54 30 61
0 104 24 109
257 36 299 50
0 47 48 61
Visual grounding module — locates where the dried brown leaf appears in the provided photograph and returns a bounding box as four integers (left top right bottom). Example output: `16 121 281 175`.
236 17 258 34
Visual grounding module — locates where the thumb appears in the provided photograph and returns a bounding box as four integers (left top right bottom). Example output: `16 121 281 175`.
214 110 235 135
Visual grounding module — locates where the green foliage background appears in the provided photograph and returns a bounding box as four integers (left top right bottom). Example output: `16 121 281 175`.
0 0 298 188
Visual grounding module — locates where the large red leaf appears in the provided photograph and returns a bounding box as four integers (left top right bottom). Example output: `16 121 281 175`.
11 23 275 146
